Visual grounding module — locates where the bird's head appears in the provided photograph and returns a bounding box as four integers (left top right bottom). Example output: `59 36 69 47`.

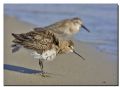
58 40 74 54
58 40 85 60
71 17 90 32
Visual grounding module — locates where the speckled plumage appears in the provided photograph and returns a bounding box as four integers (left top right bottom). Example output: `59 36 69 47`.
12 30 59 54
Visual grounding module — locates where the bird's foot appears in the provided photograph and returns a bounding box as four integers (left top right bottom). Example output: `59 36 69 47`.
40 72 50 78
41 73 50 77
40 71 50 77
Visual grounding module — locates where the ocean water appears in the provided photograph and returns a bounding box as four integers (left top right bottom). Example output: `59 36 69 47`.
4 4 118 56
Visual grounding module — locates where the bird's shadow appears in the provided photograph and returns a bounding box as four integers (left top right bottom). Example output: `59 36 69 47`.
4 64 64 77
4 64 42 74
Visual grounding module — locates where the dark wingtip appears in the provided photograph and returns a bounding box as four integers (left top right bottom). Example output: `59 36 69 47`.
12 46 20 53
12 33 16 37
12 33 14 36
11 44 21 53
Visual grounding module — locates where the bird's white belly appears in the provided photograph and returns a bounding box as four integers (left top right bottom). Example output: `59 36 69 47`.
31 49 57 61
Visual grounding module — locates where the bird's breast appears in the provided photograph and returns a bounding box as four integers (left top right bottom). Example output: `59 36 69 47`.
31 48 57 61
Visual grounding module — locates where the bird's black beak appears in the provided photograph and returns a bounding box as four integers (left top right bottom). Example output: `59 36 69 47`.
73 50 85 60
81 25 90 32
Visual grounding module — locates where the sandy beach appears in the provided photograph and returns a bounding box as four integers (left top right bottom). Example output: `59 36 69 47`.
4 15 118 85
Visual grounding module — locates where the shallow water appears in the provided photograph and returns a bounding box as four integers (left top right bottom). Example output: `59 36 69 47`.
4 4 118 56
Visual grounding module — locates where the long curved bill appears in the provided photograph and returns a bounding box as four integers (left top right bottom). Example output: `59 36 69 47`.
73 50 85 60
81 25 90 32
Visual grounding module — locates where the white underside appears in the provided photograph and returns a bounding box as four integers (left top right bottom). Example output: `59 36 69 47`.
31 48 57 61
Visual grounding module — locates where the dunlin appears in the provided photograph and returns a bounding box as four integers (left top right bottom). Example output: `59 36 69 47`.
12 30 85 77
34 17 90 38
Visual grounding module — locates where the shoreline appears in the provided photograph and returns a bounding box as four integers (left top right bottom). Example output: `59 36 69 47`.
4 15 118 85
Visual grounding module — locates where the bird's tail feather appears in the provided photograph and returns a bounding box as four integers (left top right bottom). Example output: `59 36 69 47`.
11 44 22 53
12 33 23 41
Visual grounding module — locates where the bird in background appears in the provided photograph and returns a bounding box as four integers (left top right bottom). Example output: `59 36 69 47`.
34 17 90 39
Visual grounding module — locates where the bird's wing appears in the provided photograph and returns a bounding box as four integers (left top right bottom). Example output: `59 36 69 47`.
12 30 59 54
34 21 64 33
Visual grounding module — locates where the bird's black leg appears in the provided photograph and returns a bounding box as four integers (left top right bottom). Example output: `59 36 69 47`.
39 59 43 72
38 59 49 77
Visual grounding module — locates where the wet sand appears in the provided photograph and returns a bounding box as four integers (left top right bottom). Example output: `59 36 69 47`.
4 15 118 85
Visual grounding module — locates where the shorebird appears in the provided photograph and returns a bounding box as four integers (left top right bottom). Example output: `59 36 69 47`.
34 17 90 38
12 30 85 77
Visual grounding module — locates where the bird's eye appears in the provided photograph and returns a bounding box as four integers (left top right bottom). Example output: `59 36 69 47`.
69 45 73 49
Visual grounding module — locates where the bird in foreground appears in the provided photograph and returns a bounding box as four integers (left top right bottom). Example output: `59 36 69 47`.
34 17 90 39
12 30 85 77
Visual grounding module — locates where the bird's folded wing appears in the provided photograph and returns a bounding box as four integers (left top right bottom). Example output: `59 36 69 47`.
33 19 71 39
12 31 59 54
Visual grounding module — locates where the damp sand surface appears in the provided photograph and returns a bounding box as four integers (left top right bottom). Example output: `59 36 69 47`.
4 15 118 85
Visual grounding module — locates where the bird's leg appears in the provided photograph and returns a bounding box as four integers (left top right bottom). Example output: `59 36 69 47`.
39 59 43 72
38 59 49 77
